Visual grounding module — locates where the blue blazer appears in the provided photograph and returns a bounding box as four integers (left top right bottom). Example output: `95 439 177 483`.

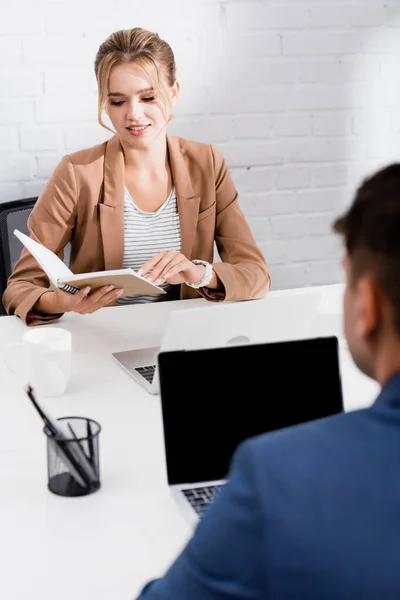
137 373 400 599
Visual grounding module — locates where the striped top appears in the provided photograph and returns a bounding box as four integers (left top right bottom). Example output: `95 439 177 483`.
115 186 182 306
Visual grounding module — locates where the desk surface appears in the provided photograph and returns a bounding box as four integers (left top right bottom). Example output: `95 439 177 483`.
0 285 379 600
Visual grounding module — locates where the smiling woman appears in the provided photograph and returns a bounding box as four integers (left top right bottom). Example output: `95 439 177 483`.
3 27 270 326
105 63 175 147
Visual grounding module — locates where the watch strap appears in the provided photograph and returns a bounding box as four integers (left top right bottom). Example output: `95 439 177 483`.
185 260 213 289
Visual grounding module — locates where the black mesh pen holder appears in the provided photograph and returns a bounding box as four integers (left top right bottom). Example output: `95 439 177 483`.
44 416 101 497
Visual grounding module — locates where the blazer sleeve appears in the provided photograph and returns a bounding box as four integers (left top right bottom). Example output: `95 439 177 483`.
205 144 271 302
2 155 78 326
136 440 266 600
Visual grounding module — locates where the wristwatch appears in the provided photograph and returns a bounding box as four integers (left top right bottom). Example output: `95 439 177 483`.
185 260 214 289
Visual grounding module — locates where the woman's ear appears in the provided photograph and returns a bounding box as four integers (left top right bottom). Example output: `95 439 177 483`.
170 80 180 106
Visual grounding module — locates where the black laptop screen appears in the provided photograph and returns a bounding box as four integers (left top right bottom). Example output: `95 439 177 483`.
158 336 343 485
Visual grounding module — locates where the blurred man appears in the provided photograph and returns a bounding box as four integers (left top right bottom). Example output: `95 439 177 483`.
137 164 400 599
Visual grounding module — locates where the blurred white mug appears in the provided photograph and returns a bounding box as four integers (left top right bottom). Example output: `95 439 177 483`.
5 327 72 397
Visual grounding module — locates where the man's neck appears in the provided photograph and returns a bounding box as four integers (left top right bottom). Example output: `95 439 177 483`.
373 333 400 386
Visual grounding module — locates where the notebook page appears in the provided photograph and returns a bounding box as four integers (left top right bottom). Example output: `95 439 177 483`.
14 229 73 283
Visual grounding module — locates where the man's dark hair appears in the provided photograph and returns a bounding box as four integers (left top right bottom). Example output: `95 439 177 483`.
333 163 400 332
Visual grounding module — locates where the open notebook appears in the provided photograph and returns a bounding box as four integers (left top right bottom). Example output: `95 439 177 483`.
14 229 165 297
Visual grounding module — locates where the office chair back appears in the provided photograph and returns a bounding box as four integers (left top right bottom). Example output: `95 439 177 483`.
0 197 70 316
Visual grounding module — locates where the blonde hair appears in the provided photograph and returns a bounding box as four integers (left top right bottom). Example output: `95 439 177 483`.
94 27 177 132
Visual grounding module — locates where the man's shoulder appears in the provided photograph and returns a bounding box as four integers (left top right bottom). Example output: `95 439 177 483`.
239 408 375 481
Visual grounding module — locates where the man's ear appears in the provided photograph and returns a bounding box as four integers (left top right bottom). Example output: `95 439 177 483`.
354 276 380 339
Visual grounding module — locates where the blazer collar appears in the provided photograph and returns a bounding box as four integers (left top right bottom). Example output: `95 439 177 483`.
102 134 125 208
375 371 400 406
166 135 197 199
167 135 200 260
99 135 125 269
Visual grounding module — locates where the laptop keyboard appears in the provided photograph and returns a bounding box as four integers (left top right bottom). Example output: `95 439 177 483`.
135 365 156 383
182 485 221 517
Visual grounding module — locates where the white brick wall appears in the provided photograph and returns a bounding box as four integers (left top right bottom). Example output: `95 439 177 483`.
0 0 398 290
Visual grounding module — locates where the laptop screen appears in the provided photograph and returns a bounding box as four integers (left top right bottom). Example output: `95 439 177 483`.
158 336 343 486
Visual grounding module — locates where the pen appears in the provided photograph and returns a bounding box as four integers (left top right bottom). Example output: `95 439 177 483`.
87 419 94 467
26 385 58 436
67 422 90 461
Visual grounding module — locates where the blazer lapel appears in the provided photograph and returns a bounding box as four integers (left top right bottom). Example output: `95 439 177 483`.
167 135 200 260
100 135 125 270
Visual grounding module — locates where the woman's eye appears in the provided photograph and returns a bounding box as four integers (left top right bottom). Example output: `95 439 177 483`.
142 96 156 102
109 100 124 106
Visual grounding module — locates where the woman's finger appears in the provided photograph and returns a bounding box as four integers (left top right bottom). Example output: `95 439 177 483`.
141 251 180 282
157 256 188 282
137 252 166 277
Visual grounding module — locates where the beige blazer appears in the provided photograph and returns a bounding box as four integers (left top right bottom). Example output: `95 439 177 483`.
3 135 270 325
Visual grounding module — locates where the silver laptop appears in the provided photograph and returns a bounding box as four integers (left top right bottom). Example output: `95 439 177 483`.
112 291 322 395
157 336 344 526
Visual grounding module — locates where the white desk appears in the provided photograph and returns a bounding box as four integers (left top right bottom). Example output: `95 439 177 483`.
0 285 379 600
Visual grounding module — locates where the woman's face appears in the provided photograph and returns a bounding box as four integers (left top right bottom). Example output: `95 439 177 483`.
106 61 179 149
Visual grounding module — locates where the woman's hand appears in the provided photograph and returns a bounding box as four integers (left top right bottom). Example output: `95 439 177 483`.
34 285 125 315
138 251 205 286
